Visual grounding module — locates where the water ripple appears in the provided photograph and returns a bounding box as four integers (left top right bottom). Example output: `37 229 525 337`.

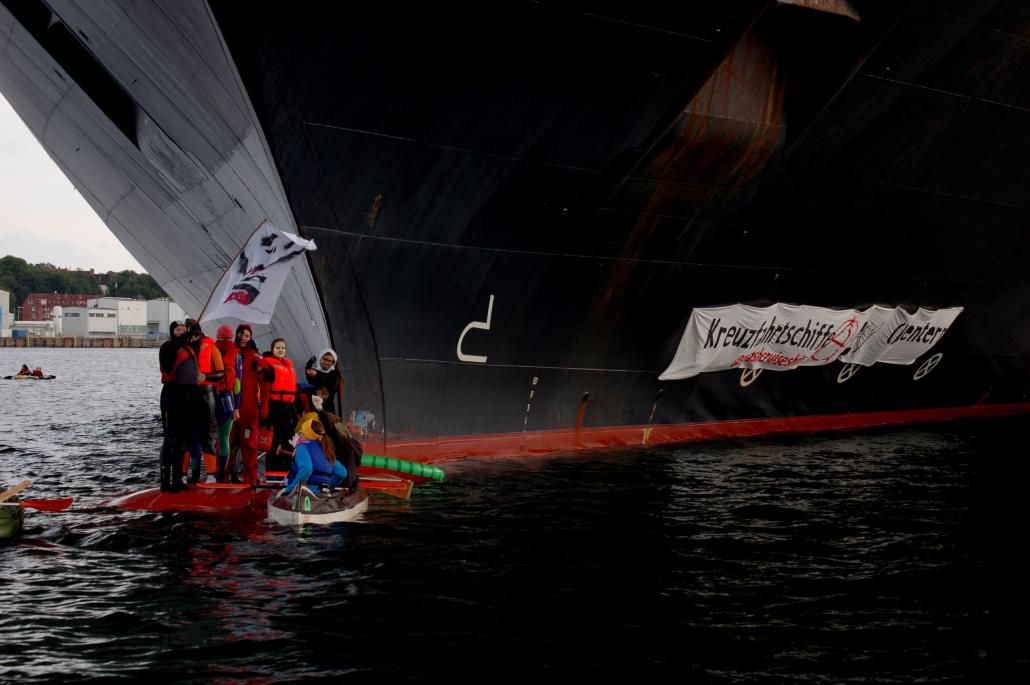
1 349 1028 681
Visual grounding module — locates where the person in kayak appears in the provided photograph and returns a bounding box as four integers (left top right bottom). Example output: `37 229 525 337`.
18 364 30 375
31 367 44 377
158 320 202 492
231 323 262 484
304 348 343 414
259 337 299 475
213 325 240 481
282 413 349 496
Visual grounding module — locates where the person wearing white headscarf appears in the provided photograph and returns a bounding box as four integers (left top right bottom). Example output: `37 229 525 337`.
304 347 343 413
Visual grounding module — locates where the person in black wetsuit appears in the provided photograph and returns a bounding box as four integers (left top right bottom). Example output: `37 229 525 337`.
183 319 224 483
158 320 205 492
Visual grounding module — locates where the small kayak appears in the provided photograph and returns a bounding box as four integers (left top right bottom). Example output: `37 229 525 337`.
268 486 368 525
3 374 56 380
0 502 24 539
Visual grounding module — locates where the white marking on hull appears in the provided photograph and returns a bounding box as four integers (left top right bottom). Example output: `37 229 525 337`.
457 294 494 363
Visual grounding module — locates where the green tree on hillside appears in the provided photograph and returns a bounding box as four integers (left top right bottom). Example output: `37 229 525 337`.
103 269 165 300
0 255 100 306
0 255 167 309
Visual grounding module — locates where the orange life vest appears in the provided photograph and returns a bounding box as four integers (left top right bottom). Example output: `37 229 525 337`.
264 356 296 402
197 337 215 383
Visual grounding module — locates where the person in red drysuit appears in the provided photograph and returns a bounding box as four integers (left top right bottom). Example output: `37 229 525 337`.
230 323 262 484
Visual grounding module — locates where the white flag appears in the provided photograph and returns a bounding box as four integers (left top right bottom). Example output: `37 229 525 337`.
200 221 317 324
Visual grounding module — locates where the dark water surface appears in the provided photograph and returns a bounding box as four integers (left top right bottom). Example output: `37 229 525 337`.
1 348 1028 682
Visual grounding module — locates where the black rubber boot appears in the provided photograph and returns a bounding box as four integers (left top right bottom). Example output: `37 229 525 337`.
159 448 173 492
170 452 187 492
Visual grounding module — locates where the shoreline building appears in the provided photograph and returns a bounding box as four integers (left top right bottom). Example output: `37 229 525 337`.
88 297 147 335
10 319 60 337
53 297 185 339
0 288 10 337
61 306 118 338
20 293 91 321
147 298 187 335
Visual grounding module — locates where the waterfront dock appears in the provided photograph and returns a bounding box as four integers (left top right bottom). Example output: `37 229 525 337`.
0 336 160 348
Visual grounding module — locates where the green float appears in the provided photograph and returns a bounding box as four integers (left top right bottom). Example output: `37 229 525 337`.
360 454 445 482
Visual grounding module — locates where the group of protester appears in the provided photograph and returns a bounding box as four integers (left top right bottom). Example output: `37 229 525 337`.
157 318 353 494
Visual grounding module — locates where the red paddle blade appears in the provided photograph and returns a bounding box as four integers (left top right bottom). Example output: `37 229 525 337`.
20 497 74 511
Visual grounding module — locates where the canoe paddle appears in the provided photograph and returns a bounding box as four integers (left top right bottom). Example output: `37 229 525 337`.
250 480 410 493
360 476 414 499
20 497 74 512
0 480 31 503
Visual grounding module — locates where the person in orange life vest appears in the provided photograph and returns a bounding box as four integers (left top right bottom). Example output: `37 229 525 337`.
158 320 202 492
213 324 241 481
259 337 299 474
230 323 262 485
184 319 225 482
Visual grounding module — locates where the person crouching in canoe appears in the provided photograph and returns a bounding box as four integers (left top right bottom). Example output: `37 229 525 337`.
311 389 361 493
282 413 349 496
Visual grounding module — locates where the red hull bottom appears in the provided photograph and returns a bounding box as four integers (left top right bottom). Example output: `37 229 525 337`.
106 403 1030 510
365 402 1030 463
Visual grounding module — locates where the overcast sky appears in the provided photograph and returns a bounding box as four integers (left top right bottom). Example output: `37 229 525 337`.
0 93 144 273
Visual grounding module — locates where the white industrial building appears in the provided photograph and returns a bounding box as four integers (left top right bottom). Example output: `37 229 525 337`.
147 299 187 335
87 297 148 335
61 306 118 337
10 320 60 336
0 287 10 336
7 295 184 338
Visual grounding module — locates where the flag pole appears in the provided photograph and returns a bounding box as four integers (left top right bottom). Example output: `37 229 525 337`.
197 219 268 323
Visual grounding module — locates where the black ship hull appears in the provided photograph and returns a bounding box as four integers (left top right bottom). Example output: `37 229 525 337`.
3 1 1030 461
213 2 1030 458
